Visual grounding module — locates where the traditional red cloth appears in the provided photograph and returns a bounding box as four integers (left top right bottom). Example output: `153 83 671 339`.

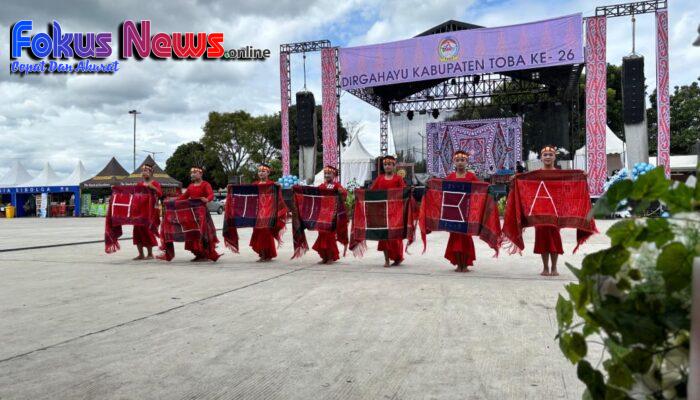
349 175 416 262
159 182 220 261
132 180 162 248
534 226 564 254
105 185 158 253
291 182 348 260
444 172 478 266
503 169 597 254
419 174 502 263
223 181 287 259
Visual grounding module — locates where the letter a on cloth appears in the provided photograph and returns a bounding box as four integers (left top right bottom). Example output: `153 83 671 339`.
419 178 502 255
105 185 157 253
349 187 417 257
503 170 597 254
159 199 219 261
223 183 288 253
291 185 348 259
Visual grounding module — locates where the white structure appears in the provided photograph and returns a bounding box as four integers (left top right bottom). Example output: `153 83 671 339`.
19 162 62 187
574 125 626 174
314 134 375 187
56 161 89 186
0 161 34 188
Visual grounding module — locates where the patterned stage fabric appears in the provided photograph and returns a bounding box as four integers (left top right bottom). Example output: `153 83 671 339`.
291 186 348 259
419 179 502 255
159 199 218 260
585 16 607 196
321 48 339 170
105 185 157 253
655 10 671 178
223 183 288 253
280 52 291 176
349 187 417 257
426 117 523 177
503 170 597 254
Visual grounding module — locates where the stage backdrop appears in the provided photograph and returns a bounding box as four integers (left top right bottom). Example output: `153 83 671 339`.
426 117 523 177
339 14 583 90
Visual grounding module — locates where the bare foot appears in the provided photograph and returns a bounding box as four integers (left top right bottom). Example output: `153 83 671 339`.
550 270 560 276
540 270 550 276
463 267 471 272
384 261 391 268
133 255 145 260
391 260 403 266
145 254 154 260
318 260 327 265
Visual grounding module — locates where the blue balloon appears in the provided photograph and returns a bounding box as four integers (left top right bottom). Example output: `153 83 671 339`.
661 212 670 218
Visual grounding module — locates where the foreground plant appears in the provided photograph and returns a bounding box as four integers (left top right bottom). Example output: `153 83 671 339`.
556 166 699 399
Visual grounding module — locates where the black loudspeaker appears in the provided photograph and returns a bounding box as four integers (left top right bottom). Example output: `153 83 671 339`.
296 91 316 147
622 56 645 125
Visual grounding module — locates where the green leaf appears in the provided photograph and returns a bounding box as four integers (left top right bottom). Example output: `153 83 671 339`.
583 324 598 337
622 348 652 374
606 220 642 247
605 179 634 205
600 246 630 276
637 217 674 247
627 268 642 281
606 360 635 389
630 167 668 201
570 332 588 360
657 242 693 292
577 360 606 399
594 179 633 216
581 251 605 276
566 262 582 279
556 295 573 328
661 182 694 213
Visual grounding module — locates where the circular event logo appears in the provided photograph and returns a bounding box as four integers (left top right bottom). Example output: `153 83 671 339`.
438 37 459 62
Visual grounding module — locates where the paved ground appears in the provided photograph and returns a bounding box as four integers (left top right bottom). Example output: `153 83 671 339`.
0 216 615 399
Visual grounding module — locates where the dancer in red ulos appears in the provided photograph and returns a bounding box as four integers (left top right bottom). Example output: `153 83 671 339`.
250 164 278 261
313 165 347 264
533 146 564 276
443 150 480 272
370 155 405 267
132 163 162 260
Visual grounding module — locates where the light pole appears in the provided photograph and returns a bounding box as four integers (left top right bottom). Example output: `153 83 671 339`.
128 110 141 171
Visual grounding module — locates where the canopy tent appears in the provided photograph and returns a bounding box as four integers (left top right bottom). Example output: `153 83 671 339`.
80 157 129 189
56 161 90 186
119 155 182 190
8 162 84 217
19 162 62 187
314 134 375 187
574 126 626 175
0 160 34 188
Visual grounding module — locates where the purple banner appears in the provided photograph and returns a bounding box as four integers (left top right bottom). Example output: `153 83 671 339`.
339 14 583 90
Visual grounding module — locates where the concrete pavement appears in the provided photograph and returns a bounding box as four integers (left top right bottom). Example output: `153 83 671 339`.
0 216 614 399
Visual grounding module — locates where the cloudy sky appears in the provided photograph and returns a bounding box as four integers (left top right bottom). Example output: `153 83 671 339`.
1 0 698 178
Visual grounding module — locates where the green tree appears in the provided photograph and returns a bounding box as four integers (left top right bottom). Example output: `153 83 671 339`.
647 77 700 155
164 141 227 188
200 111 279 183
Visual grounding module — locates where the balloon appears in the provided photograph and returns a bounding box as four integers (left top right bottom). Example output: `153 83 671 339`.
661 212 670 218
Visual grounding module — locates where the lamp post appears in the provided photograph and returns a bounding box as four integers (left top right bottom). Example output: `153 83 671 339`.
128 110 141 171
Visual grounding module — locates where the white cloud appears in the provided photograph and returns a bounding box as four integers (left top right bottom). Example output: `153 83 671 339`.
0 0 697 177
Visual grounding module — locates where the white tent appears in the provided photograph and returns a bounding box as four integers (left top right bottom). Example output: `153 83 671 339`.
56 161 89 186
19 162 62 187
574 126 626 174
314 134 375 187
0 161 34 188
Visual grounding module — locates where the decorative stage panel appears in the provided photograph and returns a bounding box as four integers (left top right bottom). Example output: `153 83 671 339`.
585 16 607 196
426 117 523 177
